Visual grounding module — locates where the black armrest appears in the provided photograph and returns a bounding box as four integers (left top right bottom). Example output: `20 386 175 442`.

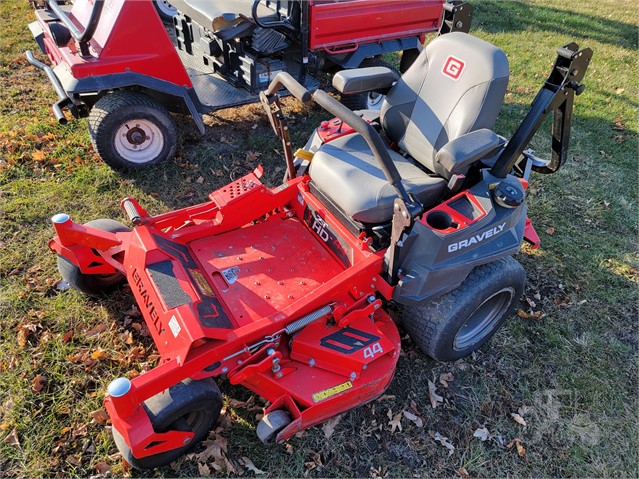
435 129 503 179
332 67 399 95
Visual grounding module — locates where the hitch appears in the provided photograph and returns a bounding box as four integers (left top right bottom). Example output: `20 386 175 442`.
439 0 473 35
491 43 593 178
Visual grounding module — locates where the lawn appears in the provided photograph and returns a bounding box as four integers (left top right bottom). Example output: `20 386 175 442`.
0 0 637 477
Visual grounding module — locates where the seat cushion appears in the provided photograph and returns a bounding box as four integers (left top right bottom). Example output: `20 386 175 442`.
309 133 447 224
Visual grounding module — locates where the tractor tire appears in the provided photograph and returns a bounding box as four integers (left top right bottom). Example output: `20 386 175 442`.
256 410 292 444
399 48 421 74
339 58 399 111
113 378 222 469
57 219 130 297
153 0 177 21
402 256 526 362
88 91 178 170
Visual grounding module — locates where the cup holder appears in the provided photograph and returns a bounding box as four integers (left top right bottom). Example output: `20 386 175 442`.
426 210 454 230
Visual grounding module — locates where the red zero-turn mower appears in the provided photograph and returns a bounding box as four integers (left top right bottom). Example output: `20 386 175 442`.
26 0 472 170
49 32 591 468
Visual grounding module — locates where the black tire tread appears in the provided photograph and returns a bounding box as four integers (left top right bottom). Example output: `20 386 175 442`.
402 256 525 361
113 378 222 469
88 91 177 170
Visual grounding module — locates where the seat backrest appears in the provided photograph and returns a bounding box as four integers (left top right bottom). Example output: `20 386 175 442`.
380 32 509 174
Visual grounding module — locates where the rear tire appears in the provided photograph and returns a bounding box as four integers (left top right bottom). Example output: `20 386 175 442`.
339 58 399 111
153 0 177 21
113 378 222 469
88 91 178 170
402 257 526 361
57 219 130 297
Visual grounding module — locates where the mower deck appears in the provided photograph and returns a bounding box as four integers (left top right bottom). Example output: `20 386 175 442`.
192 217 344 328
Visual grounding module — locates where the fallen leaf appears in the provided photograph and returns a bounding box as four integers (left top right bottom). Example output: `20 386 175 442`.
615 87 624 94
473 427 490 441
90 350 110 361
517 309 531 319
376 394 396 402
31 375 45 393
85 324 106 339
63 331 74 343
322 414 342 439
510 413 527 426
387 409 402 433
32 149 46 162
402 410 423 428
4 427 19 446
66 455 82 466
433 432 455 455
456 467 470 478
439 372 454 388
612 118 626 131
246 151 262 163
91 409 110 424
545 227 555 235
506 438 526 457
428 380 443 408
241 456 266 474
198 462 211 476
94 462 111 474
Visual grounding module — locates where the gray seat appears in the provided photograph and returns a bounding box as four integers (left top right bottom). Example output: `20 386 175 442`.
310 133 447 224
310 32 509 223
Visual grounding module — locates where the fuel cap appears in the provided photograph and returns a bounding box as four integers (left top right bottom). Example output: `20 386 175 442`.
493 177 525 208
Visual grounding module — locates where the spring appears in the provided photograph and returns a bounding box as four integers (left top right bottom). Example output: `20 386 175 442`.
284 304 333 336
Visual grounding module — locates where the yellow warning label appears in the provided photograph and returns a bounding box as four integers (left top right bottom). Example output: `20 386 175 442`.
312 381 353 403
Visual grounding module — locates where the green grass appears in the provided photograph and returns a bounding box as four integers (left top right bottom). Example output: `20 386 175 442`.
1 0 637 477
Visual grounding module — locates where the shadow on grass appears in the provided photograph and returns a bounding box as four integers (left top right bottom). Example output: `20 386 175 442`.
473 0 636 50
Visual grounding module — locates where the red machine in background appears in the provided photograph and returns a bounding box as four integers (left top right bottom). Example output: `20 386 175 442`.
27 0 472 169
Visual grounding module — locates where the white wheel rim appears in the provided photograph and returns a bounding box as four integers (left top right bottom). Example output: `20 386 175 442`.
114 119 164 164
367 92 384 110
155 0 177 17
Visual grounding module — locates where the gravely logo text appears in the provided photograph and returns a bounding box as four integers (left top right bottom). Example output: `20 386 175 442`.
132 269 161 333
448 222 507 253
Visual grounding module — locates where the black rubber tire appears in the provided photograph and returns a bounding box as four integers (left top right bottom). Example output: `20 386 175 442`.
153 0 177 21
339 58 400 111
256 410 291 445
399 48 421 74
113 378 223 469
402 256 526 362
57 219 130 297
88 91 178 170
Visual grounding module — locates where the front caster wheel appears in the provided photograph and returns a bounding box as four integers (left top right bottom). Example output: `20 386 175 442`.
113 378 222 469
88 91 178 170
256 410 291 444
57 219 130 297
402 256 526 361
